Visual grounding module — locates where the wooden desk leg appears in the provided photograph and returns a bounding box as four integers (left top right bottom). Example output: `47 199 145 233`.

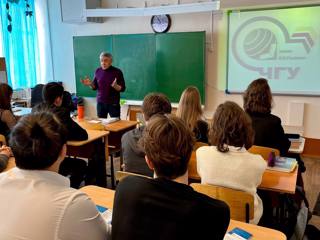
110 153 115 189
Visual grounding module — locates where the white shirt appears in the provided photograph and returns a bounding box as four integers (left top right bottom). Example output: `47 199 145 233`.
0 168 108 240
196 146 267 224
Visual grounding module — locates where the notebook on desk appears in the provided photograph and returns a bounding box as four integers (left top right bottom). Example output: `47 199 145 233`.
96 205 112 224
267 157 297 173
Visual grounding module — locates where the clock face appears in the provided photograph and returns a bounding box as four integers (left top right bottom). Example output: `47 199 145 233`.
151 15 171 33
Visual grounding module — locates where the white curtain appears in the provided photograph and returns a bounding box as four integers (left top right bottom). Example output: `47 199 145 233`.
35 0 54 84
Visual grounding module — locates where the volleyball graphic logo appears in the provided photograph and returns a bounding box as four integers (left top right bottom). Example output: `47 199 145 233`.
243 28 277 60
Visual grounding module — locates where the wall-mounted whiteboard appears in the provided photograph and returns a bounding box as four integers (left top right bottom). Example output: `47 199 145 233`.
227 6 320 95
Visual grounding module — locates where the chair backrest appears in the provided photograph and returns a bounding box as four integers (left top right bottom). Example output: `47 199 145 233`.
0 134 6 146
248 145 280 160
116 170 152 182
188 142 208 181
190 183 254 223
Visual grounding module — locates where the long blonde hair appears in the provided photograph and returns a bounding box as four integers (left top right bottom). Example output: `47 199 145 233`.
176 86 203 131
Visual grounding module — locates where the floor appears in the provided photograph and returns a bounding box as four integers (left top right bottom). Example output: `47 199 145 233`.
302 156 320 228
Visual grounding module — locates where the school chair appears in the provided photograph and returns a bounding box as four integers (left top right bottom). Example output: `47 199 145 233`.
190 183 254 223
188 142 208 182
248 145 280 160
115 170 152 183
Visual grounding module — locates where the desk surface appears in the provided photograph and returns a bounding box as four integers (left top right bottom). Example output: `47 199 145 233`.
67 130 109 147
289 137 305 154
81 185 286 240
104 120 137 132
259 167 297 194
77 119 137 132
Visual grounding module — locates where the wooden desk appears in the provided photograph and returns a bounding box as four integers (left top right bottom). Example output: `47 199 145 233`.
81 185 115 209
67 130 109 187
67 130 109 147
75 120 137 188
259 167 298 194
76 119 137 147
289 137 305 154
104 120 137 148
80 185 286 240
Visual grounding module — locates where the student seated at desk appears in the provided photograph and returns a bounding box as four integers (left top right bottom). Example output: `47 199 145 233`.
33 82 88 188
176 86 208 143
121 93 172 177
0 112 107 240
243 78 290 156
243 78 306 174
0 83 17 139
196 101 267 224
113 115 230 240
33 82 88 141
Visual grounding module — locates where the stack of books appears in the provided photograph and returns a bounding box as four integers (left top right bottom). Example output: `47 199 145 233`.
267 157 297 172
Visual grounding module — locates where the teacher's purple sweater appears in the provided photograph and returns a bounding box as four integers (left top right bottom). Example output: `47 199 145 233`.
92 66 126 104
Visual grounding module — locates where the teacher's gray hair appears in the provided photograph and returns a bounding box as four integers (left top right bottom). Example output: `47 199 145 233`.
100 52 113 59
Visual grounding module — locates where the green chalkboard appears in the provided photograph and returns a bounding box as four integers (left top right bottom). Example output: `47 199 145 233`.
73 31 205 103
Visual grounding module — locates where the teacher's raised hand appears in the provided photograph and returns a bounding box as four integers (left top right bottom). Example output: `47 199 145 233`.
80 76 92 86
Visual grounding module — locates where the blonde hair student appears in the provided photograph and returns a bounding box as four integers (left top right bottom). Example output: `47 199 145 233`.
176 86 208 143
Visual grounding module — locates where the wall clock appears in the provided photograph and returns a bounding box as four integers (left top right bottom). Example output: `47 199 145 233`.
151 14 171 33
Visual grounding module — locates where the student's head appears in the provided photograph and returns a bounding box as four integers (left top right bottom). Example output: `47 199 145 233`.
243 78 272 114
142 93 172 121
0 83 13 110
99 52 113 70
210 101 253 152
42 82 64 107
9 112 67 170
140 114 194 180
176 86 202 130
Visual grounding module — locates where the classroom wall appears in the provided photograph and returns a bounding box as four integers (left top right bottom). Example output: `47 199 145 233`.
47 0 320 139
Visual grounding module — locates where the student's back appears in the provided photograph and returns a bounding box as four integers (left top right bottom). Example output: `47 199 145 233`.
112 176 229 240
0 168 106 240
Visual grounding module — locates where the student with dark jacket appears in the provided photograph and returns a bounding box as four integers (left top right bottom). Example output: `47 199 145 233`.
112 115 230 240
121 93 172 177
33 82 87 141
32 82 88 188
243 78 290 156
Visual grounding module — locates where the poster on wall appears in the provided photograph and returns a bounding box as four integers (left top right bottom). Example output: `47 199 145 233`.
227 6 320 95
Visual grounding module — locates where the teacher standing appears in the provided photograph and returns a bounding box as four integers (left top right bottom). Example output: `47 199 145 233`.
81 52 126 118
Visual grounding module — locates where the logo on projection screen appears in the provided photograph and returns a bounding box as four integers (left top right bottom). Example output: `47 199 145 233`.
232 16 314 80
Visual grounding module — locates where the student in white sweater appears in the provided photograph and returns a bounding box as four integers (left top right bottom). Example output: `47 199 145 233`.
196 101 267 224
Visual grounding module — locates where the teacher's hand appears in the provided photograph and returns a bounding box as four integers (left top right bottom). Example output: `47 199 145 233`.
111 78 121 91
81 76 92 86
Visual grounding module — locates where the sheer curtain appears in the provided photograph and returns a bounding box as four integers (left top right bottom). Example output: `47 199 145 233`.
0 0 40 89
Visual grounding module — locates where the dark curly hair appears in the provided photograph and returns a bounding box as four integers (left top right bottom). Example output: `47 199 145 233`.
209 101 254 152
243 78 272 114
